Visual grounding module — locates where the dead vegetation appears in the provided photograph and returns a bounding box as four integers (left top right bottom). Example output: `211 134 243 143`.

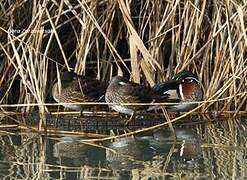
0 0 246 119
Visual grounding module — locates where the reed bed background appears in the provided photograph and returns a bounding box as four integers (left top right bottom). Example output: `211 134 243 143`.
0 0 246 114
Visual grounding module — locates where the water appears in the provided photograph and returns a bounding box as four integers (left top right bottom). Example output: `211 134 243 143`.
0 115 246 179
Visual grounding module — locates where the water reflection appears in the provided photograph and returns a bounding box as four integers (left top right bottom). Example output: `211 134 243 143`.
0 115 246 179
53 137 105 167
106 127 204 179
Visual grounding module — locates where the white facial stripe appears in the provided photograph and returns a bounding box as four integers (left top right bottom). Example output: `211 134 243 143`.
185 77 199 83
179 83 185 100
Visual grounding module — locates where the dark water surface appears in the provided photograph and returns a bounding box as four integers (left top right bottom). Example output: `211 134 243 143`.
0 115 246 179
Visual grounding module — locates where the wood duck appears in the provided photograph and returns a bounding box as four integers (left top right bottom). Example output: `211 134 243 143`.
105 76 156 118
152 71 203 112
52 72 107 111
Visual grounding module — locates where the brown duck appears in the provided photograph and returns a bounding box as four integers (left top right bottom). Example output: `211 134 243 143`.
52 72 106 111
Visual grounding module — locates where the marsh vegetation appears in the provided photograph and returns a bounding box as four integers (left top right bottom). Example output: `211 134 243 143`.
0 1 246 179
0 0 246 115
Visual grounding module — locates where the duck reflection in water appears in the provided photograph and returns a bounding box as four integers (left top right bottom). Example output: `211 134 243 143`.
53 136 105 167
152 127 202 161
106 127 202 174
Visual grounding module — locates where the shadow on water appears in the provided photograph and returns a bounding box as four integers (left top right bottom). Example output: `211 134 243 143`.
0 114 246 179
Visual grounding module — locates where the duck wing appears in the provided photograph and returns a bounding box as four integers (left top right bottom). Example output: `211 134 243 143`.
152 79 181 102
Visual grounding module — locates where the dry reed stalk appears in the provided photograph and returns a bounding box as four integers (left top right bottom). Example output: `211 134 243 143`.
0 125 19 129
77 102 207 142
0 0 245 132
161 106 176 140
16 124 109 138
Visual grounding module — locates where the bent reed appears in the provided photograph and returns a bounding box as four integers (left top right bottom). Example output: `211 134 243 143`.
0 0 246 117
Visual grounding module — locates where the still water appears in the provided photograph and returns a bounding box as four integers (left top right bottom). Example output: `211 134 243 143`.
0 115 246 179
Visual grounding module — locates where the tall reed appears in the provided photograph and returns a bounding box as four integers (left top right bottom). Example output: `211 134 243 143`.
0 0 246 116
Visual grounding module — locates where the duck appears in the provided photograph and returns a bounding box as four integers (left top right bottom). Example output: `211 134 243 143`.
52 71 107 111
105 76 157 121
152 70 203 112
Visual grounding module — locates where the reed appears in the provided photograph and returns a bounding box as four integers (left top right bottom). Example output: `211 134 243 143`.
0 0 246 117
